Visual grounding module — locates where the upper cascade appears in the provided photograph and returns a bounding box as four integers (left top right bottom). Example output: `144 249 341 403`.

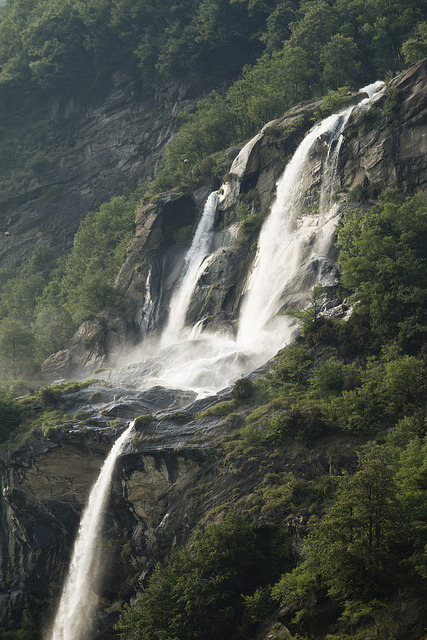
161 191 219 348
105 86 385 396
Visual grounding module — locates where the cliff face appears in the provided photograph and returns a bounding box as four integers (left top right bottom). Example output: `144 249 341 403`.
0 74 197 269
114 61 426 346
0 61 426 635
0 387 219 634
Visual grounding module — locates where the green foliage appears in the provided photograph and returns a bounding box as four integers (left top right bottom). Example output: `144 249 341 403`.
284 284 325 336
196 399 237 418
272 443 405 604
116 513 290 640
133 414 154 430
268 343 313 388
0 317 36 379
315 87 353 118
337 192 427 352
401 22 427 63
231 377 255 402
328 353 426 432
59 194 137 324
0 392 23 443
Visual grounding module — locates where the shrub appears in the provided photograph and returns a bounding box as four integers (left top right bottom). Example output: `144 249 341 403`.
134 414 154 430
39 386 62 409
231 377 255 402
0 393 23 443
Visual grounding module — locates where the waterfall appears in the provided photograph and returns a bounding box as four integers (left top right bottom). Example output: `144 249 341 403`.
161 191 219 347
236 82 384 351
47 83 386 640
47 422 134 640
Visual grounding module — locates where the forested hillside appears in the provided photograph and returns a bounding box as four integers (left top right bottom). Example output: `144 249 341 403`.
0 0 426 389
0 1 425 639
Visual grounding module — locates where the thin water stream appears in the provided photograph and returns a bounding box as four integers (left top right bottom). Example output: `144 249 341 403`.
48 423 134 640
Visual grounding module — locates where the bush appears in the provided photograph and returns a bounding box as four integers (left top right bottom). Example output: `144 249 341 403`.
134 414 154 430
39 386 62 409
0 393 23 443
231 377 255 402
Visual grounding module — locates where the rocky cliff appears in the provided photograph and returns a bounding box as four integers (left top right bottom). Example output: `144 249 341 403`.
0 61 426 637
0 74 197 269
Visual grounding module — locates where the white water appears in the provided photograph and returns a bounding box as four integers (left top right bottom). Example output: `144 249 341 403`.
48 422 134 640
237 110 351 350
161 191 219 347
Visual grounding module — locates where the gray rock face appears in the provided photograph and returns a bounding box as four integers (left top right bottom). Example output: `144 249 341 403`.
0 74 197 269
340 60 427 195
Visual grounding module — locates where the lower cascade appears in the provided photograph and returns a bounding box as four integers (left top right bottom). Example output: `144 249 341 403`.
48 81 385 637
47 423 134 640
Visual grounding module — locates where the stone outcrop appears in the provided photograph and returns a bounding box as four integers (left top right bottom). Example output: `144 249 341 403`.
340 59 427 194
0 74 197 269
41 312 131 380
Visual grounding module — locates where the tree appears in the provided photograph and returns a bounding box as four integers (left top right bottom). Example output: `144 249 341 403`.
337 192 427 352
401 22 427 63
272 444 404 604
0 317 36 378
320 34 360 90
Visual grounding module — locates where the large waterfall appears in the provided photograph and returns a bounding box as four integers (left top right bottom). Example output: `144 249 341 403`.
48 82 384 639
47 422 134 640
237 108 354 351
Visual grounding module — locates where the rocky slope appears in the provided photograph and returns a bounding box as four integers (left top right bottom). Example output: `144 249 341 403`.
0 61 426 636
0 74 197 269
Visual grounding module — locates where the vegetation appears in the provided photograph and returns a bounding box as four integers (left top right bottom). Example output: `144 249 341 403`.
116 190 427 639
0 191 139 384
116 513 291 640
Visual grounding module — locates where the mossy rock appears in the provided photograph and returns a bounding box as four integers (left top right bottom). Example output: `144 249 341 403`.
134 414 154 430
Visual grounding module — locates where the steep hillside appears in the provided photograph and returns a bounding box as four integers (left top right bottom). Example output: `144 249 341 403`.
0 62 425 640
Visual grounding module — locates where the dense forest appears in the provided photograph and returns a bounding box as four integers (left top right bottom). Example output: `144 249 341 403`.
0 0 426 638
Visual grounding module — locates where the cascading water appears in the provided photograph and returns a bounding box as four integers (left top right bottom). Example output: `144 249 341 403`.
236 109 353 350
47 422 134 640
161 191 219 347
237 81 383 351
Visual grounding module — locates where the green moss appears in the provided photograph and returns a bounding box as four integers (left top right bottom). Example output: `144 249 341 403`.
196 400 237 419
134 414 154 430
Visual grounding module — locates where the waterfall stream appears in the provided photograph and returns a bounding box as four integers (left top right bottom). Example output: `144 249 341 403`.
237 108 354 350
47 423 134 640
161 191 219 347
